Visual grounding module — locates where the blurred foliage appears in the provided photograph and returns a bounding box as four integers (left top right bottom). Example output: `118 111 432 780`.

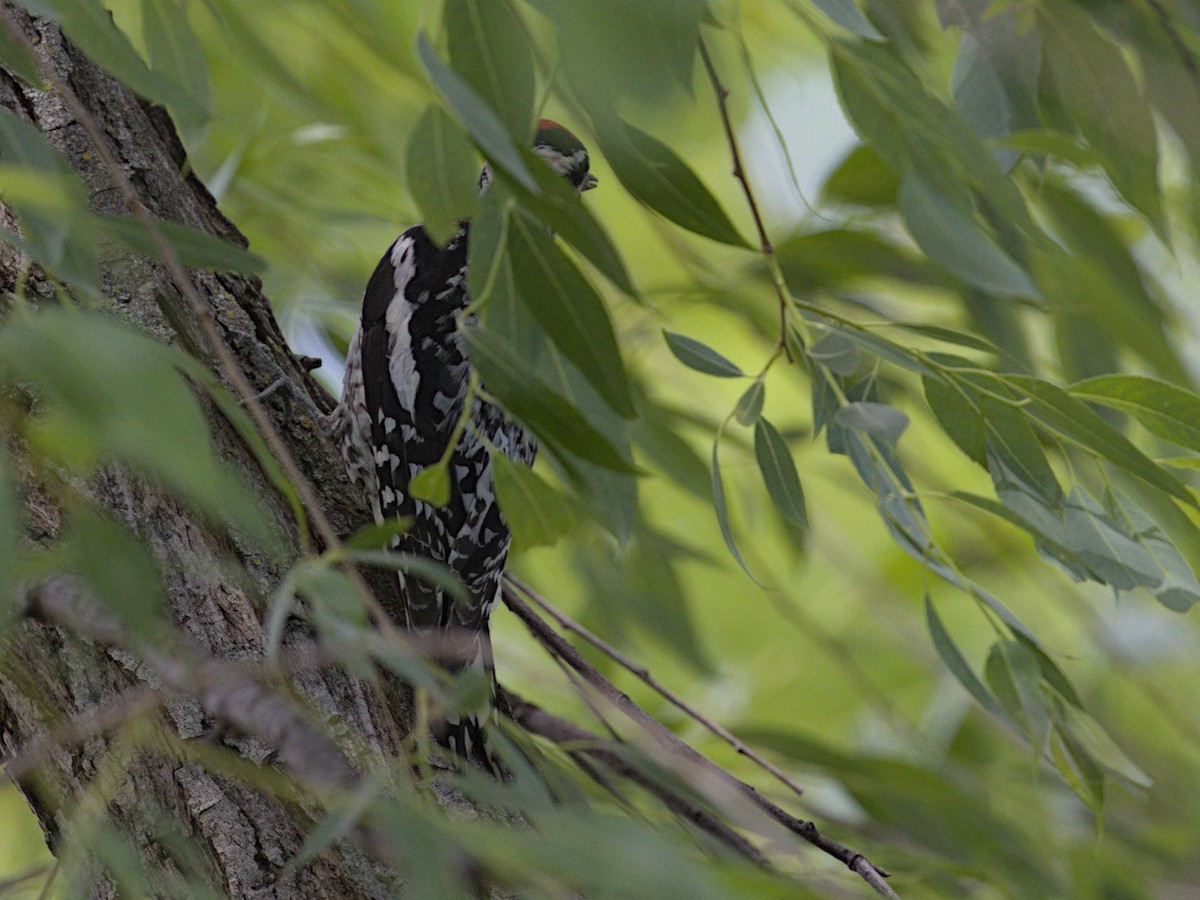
3 0 1200 895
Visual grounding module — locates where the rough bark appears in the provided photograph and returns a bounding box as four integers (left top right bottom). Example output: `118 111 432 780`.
0 9 411 897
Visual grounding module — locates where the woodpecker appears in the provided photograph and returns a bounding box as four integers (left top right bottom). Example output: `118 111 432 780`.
332 120 597 767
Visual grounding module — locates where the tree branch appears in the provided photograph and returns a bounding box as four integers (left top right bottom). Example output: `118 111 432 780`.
500 583 897 897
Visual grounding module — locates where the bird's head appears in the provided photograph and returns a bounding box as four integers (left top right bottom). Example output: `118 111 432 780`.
533 119 598 193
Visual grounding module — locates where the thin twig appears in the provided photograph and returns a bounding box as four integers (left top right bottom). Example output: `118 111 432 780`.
505 573 810 802
500 584 896 896
501 689 771 868
0 6 400 642
697 36 796 360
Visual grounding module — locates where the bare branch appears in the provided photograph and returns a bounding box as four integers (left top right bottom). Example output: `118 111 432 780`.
500 583 896 896
506 573 809 802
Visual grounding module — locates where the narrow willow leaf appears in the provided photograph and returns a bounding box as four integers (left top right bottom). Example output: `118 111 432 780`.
813 0 884 38
409 462 451 507
807 331 860 377
462 325 636 472
405 105 478 245
835 402 909 442
711 437 763 585
507 210 635 418
777 228 948 294
734 379 764 426
0 21 43 85
507 152 635 295
416 32 536 192
924 375 986 466
1008 376 1195 506
61 510 167 639
900 174 1038 298
51 0 193 114
594 114 750 247
662 331 744 377
754 418 808 528
1038 3 1165 235
0 310 279 550
1072 375 1200 455
0 108 99 293
141 0 211 144
492 454 574 552
1103 487 1200 612
925 596 1009 721
445 0 535 141
342 519 413 551
820 144 899 207
289 777 385 873
1054 700 1152 790
341 551 468 605
98 214 267 274
0 443 19 619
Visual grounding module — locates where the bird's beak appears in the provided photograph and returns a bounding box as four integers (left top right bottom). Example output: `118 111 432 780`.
579 172 599 193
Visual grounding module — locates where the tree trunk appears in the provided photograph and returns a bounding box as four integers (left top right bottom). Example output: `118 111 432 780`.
0 9 409 896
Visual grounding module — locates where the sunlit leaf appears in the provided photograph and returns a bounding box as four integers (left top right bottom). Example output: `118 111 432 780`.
820 143 899 207
409 462 451 507
663 331 744 378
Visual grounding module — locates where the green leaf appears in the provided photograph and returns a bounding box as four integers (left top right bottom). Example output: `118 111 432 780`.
1038 2 1165 235
416 31 536 192
711 437 763 586
1008 376 1195 506
734 379 765 426
820 144 899 207
0 20 43 86
1102 487 1200 613
775 227 948 294
98 214 267 274
594 114 749 247
492 454 574 553
405 105 479 246
462 324 636 473
0 310 279 551
409 462 451 507
141 0 211 145
0 109 99 294
507 209 635 418
504 154 635 295
1072 375 1200 455
807 331 860 377
925 596 1010 721
1053 700 1152 791
60 510 167 639
754 418 808 528
813 0 884 39
445 0 535 142
662 331 744 378
900 174 1037 298
50 0 193 114
0 442 19 621
924 375 986 467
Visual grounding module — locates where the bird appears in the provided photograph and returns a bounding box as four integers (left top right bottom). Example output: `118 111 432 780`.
332 119 597 769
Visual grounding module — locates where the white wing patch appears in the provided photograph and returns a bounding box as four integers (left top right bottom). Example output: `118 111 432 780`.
386 237 420 415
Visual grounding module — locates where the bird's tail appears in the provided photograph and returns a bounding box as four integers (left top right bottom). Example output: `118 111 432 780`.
434 624 504 776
